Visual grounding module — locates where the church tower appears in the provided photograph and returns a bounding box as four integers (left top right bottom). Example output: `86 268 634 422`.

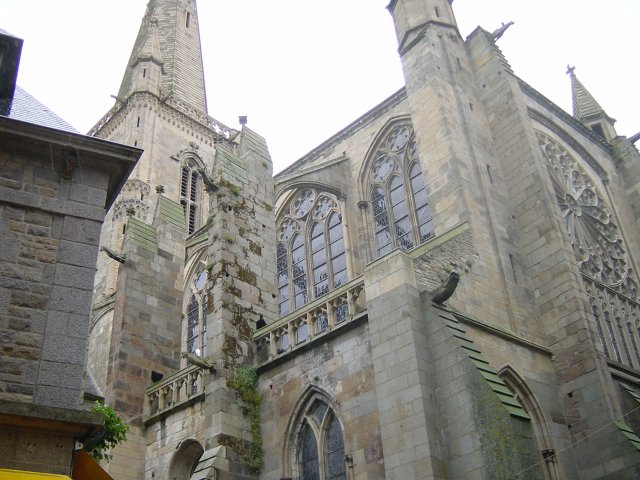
86 0 277 478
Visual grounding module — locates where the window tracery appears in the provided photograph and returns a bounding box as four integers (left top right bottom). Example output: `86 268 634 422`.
368 124 434 258
294 399 346 480
538 131 640 369
538 131 637 296
277 190 347 317
180 158 201 234
184 265 207 356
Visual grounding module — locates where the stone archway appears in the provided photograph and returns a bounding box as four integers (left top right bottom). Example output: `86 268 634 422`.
169 439 204 480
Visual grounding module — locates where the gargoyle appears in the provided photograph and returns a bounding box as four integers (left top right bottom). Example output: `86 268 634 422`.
100 246 126 264
491 21 514 41
431 271 460 304
181 351 216 371
197 168 219 193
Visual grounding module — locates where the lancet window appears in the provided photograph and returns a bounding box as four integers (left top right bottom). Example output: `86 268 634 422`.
277 190 347 317
368 124 434 258
180 159 201 234
296 399 346 480
184 265 208 356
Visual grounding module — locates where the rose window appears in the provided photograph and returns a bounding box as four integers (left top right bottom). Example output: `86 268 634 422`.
537 131 637 297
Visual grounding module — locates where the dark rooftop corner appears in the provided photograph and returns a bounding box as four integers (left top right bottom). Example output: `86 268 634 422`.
9 85 79 133
0 27 79 133
0 27 23 116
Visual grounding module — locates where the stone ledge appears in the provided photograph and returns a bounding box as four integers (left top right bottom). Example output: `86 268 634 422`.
0 398 103 438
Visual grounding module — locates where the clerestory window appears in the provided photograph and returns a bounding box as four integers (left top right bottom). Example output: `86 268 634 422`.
368 124 434 258
277 191 347 317
180 159 200 234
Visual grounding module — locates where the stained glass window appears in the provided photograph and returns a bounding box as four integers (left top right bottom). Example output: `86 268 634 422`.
184 266 207 356
300 424 320 480
295 399 346 480
325 415 346 480
278 243 290 316
186 295 199 354
277 192 347 317
368 125 433 258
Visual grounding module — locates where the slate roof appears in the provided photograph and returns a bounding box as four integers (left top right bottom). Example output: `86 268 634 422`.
6 85 79 133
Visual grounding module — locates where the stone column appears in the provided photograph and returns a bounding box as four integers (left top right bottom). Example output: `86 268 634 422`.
364 250 444 479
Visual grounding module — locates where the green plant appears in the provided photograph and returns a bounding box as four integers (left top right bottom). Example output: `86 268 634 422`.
227 366 262 471
89 401 129 462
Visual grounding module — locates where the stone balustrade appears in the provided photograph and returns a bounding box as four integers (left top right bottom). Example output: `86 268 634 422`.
253 277 366 365
144 364 205 423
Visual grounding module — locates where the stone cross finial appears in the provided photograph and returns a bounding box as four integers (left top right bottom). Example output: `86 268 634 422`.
566 65 576 76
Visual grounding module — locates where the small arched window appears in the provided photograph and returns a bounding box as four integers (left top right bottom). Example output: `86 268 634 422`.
277 191 347 317
184 266 207 356
296 399 346 480
368 124 434 258
180 159 201 234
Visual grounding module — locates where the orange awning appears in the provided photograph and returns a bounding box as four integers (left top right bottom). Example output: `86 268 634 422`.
71 450 113 480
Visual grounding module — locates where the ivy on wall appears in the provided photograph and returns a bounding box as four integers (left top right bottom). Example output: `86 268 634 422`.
227 366 263 472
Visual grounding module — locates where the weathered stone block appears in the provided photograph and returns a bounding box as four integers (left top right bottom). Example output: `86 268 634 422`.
61 217 102 245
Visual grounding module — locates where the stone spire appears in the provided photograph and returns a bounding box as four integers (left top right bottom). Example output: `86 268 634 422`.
117 0 208 113
567 65 616 141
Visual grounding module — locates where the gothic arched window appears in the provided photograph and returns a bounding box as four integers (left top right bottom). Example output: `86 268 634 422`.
184 266 207 356
180 159 201 234
368 125 434 258
296 399 346 480
277 191 347 317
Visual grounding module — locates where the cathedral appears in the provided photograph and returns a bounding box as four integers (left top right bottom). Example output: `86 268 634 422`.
81 0 640 478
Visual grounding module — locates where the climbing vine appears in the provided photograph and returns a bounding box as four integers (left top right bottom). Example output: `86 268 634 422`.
89 401 129 462
227 366 262 472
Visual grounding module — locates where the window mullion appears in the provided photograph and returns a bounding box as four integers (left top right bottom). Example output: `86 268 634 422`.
405 166 420 247
385 187 395 250
325 220 333 289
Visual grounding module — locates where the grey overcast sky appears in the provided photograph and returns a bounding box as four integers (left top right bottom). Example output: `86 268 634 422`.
1 1 638 173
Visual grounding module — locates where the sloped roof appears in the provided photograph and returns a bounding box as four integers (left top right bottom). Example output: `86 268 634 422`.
7 85 79 133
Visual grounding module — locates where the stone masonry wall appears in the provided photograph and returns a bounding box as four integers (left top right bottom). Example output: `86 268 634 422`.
101 200 186 480
259 321 382 480
0 137 109 409
145 401 207 480
199 128 278 479
465 27 640 478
